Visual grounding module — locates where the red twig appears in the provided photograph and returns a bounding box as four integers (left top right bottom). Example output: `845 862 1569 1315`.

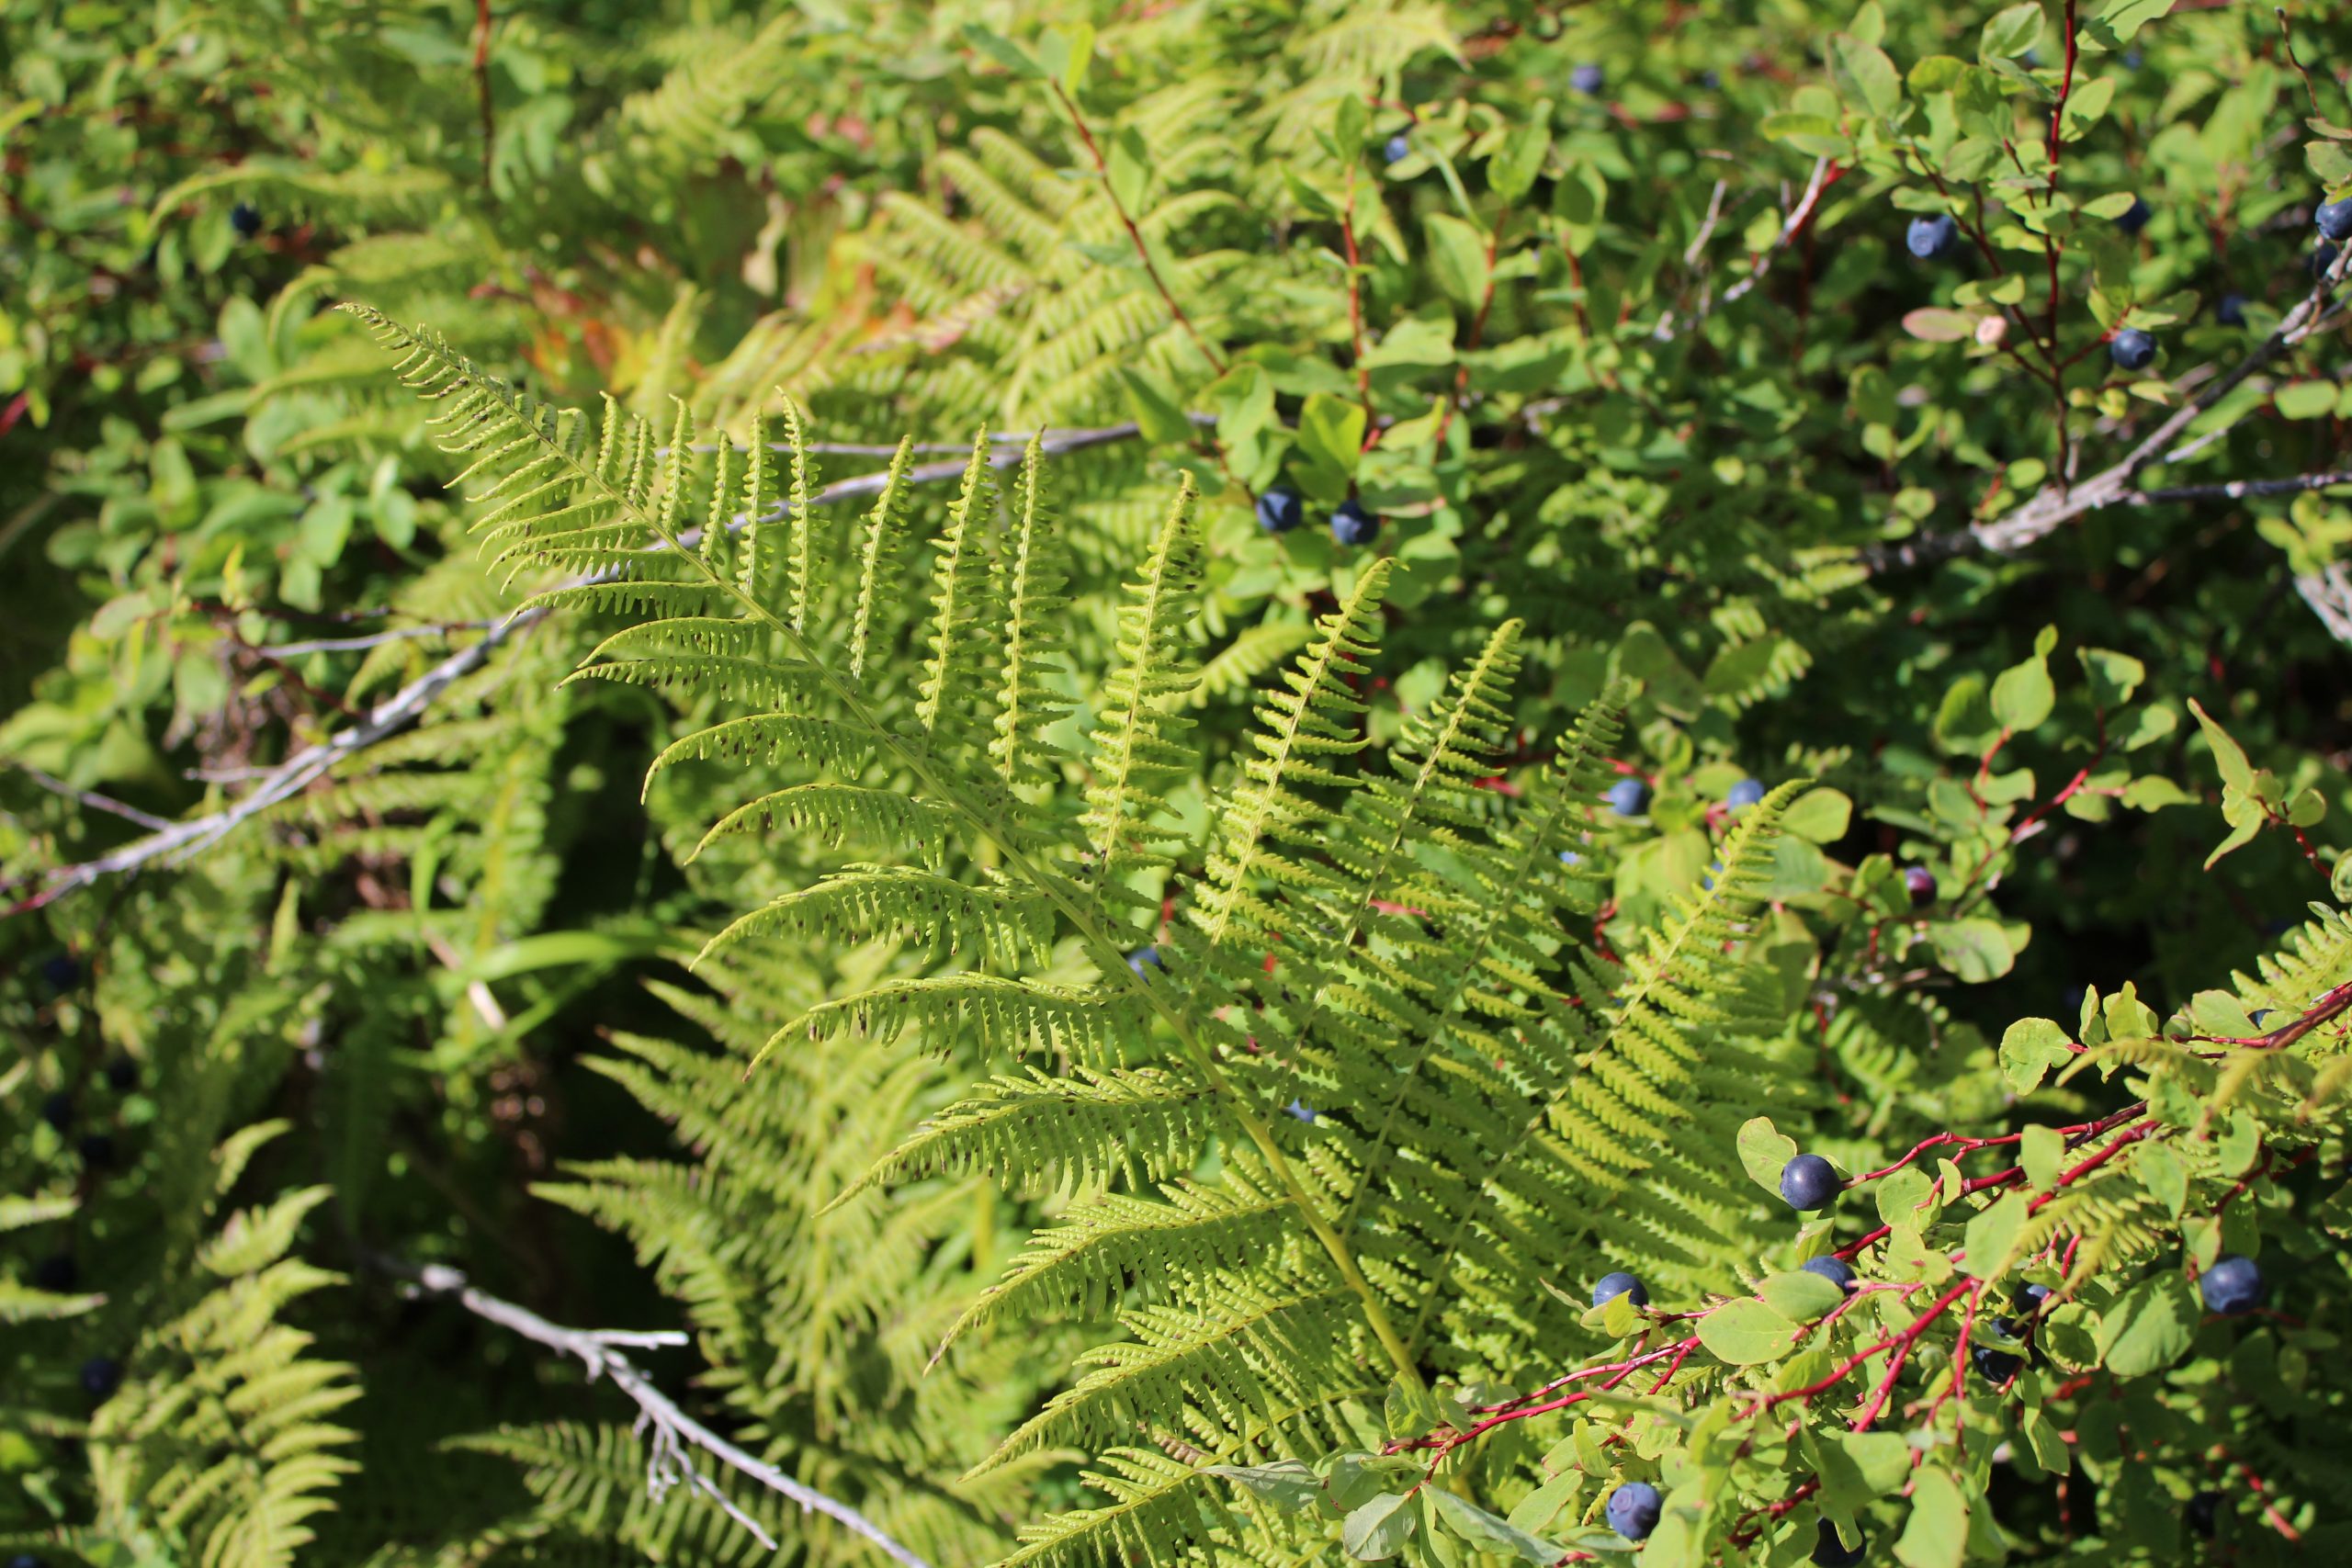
1048 84 1226 375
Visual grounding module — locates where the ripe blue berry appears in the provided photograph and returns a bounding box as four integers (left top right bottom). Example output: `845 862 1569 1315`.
2017 1280 2052 1314
1591 1271 1648 1309
1126 947 1164 977
32 1254 77 1293
1780 1153 1840 1211
1283 1100 1317 1122
1906 214 1957 260
1255 488 1305 534
2315 242 2341 277
1329 499 1380 547
1385 134 1410 165
1726 778 1766 809
2109 329 2156 371
2114 196 2152 236
1570 63 1604 96
1812 1518 1866 1568
1604 777 1650 817
1605 1482 1661 1541
40 1093 73 1134
2249 1008 2273 1028
1972 1343 2023 1383
2319 197 2352 243
1558 849 1582 866
2199 1254 2263 1315
39 953 79 989
1701 859 1723 892
2217 294 2246 326
1801 1255 1857 1293
81 1356 122 1398
230 201 262 239
2186 1490 2219 1539
1903 865 1937 907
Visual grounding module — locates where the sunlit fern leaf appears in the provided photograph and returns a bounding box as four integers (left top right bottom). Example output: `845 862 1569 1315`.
1079 479 1204 901
696 868 1055 971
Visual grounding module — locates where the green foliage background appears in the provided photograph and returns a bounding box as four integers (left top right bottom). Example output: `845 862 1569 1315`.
5 2 2352 1565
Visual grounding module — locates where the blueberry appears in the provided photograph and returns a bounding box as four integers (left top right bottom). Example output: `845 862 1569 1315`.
2109 328 2156 371
2017 1280 2052 1314
1780 1154 1840 1211
1558 849 1582 866
2114 196 2152 236
1604 777 1650 817
1701 859 1724 892
1726 778 1766 809
39 953 79 990
2314 243 2340 277
2186 1489 2219 1540
40 1093 74 1134
1591 1270 1648 1309
80 1355 122 1398
1126 947 1164 977
1570 63 1605 96
78 1134 117 1169
1700 69 1721 90
1605 1481 1661 1541
2199 1255 2263 1315
2217 293 2245 327
1283 1099 1317 1122
2319 197 2352 243
1255 487 1305 534
105 1055 137 1092
1802 1255 1857 1293
230 201 262 239
1972 1344 2023 1383
1903 865 1938 908
1384 134 1410 165
32 1253 77 1293
1812 1518 1867 1568
2249 1008 2273 1028
1987 1314 2027 1345
1329 499 1381 547
1906 213 1957 260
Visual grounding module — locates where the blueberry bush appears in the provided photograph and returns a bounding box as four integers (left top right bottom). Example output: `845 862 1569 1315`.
5 3 2352 1566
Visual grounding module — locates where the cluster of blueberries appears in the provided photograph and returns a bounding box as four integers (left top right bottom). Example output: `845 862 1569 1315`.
1905 190 2352 373
36 1054 135 1174
1596 774 1939 908
1586 1154 2268 1554
1255 488 1381 547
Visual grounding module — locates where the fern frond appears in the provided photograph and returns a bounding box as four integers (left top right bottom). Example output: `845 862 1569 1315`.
854 1066 1223 1199
760 976 1148 1070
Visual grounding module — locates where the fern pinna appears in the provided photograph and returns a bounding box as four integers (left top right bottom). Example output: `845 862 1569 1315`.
353 305 1838 1562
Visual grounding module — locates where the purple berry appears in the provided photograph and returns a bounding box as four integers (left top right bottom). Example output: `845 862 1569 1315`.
1906 214 1957 259
1604 777 1650 817
1802 1255 1857 1293
1726 778 1766 809
2319 197 2352 243
2109 329 2156 371
1569 63 1604 96
2114 196 2152 235
1255 488 1305 534
1592 1271 1648 1309
1780 1154 1839 1211
1605 1482 1661 1540
2199 1255 2262 1315
1329 499 1380 547
1903 865 1937 907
